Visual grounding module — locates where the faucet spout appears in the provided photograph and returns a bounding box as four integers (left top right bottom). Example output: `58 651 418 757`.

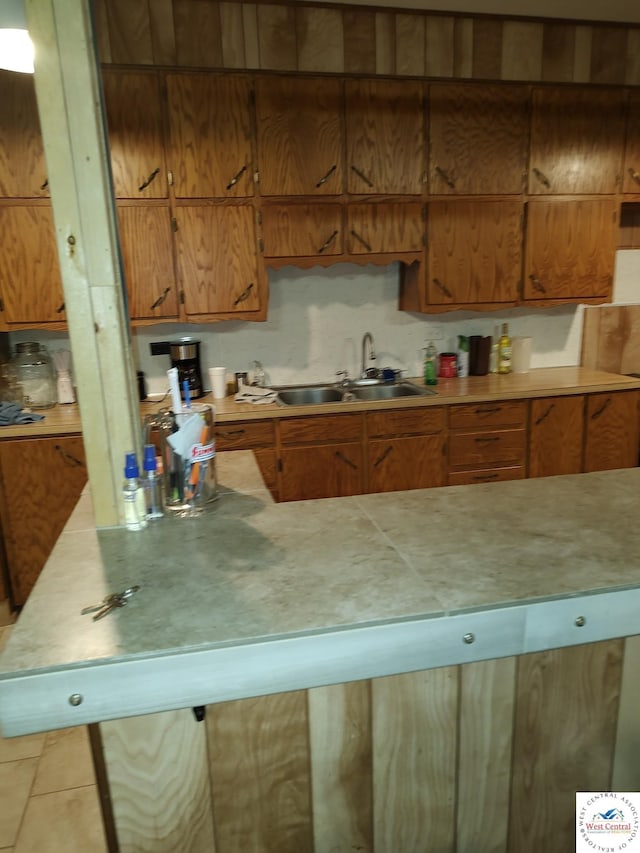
361 332 376 378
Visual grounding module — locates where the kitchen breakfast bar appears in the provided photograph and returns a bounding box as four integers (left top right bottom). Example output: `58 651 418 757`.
1 449 640 852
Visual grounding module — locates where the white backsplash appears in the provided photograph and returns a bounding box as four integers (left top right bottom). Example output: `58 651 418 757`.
11 252 640 395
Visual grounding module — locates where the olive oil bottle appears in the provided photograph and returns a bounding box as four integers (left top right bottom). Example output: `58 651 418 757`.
498 323 512 374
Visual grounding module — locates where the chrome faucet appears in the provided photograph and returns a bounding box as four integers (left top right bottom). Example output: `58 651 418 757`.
361 332 377 379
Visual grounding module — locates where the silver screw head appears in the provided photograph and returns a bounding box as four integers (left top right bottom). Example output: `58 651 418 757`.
463 632 475 644
68 694 83 706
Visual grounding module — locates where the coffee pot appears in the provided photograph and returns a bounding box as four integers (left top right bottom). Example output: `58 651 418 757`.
151 338 204 400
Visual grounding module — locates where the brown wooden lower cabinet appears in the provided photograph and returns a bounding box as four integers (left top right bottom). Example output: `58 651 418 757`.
0 435 86 607
529 394 585 477
584 390 640 472
97 636 636 853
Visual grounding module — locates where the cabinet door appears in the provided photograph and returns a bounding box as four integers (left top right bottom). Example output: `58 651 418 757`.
0 69 48 198
167 74 254 199
102 71 167 199
529 88 625 195
584 390 639 472
428 201 522 307
256 77 343 196
623 90 640 195
346 203 424 255
524 200 616 302
262 204 342 258
529 395 584 478
0 206 65 324
429 83 528 195
0 436 86 606
280 442 363 501
345 79 425 195
368 435 445 492
175 205 262 316
117 205 178 320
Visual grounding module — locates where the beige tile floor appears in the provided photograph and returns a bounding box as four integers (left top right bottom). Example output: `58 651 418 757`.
0 623 108 852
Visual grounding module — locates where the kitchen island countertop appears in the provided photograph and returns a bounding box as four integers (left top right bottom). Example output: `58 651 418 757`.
1 449 640 736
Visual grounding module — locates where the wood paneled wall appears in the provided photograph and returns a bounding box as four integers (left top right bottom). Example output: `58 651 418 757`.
98 637 636 853
94 0 640 85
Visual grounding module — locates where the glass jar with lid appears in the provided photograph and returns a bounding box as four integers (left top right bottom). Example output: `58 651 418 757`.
12 342 57 408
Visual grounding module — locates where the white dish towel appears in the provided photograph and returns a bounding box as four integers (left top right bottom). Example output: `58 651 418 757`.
234 382 278 404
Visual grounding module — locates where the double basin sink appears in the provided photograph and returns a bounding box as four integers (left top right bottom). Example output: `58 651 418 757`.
275 379 436 407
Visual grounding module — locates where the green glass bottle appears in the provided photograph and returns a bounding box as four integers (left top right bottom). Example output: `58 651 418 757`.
424 342 438 386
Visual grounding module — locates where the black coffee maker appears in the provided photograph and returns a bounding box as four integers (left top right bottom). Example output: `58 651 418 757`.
151 338 204 400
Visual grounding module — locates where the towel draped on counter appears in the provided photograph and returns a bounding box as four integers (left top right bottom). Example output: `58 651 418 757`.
234 382 278 405
0 402 45 424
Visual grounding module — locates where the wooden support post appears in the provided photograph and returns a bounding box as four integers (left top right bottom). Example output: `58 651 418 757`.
25 0 140 527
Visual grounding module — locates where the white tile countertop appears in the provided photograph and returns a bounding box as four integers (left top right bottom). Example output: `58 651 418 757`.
1 450 640 736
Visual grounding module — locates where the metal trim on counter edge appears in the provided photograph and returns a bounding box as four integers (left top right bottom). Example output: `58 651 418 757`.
1 586 639 737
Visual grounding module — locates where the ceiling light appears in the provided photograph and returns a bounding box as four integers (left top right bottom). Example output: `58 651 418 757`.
0 0 34 74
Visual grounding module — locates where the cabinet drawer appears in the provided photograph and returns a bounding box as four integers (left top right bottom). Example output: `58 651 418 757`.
449 401 526 429
448 465 524 486
367 407 445 438
449 428 526 468
280 414 363 445
215 420 275 451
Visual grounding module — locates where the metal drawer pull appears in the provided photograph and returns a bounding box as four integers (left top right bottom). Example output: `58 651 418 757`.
315 164 337 188
575 616 586 627
591 398 611 419
350 165 374 188
435 165 455 189
350 229 372 251
317 230 338 253
474 406 501 415
150 287 170 310
433 278 453 299
374 446 393 468
474 436 499 443
532 167 551 188
55 445 84 467
40 177 49 190
56 302 65 314
219 429 246 437
535 403 555 425
335 451 357 470
138 167 160 192
472 473 499 481
234 282 254 306
226 164 247 190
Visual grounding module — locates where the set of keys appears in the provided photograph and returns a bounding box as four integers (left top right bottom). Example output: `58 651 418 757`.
81 585 141 621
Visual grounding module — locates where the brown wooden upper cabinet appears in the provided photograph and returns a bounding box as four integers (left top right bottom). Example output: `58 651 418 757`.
346 203 424 255
116 204 178 320
345 79 425 195
528 87 625 195
255 77 343 197
0 70 48 198
427 200 522 307
0 206 65 324
262 203 342 258
174 204 262 318
524 199 617 301
102 72 167 199
429 83 528 195
623 90 640 195
166 74 254 199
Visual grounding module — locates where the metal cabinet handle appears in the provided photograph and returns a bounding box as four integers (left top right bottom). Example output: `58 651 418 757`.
474 406 501 415
55 445 85 467
474 436 499 443
149 287 170 310
226 164 248 191
218 428 246 437
591 397 611 419
350 165 374 188
529 274 546 293
315 164 337 188
40 177 49 191
350 229 372 252
535 403 555 426
373 446 393 468
532 167 551 188
234 282 254 306
317 230 338 254
472 473 499 482
56 302 65 314
138 167 160 192
628 167 640 185
433 278 453 299
335 450 358 470
435 165 455 189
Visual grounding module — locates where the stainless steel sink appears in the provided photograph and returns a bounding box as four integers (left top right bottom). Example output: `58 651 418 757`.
349 382 434 400
275 380 435 406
